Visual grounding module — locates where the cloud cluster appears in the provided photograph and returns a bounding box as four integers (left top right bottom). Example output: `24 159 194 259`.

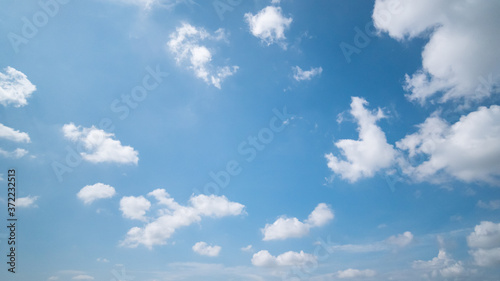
63 123 139 165
292 66 323 82
262 203 334 241
374 0 500 104
245 6 292 49
252 250 316 267
0 67 36 107
167 23 238 89
413 249 465 279
121 189 245 248
467 221 500 267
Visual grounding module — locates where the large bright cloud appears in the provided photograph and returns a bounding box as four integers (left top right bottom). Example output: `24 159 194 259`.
77 183 116 205
0 67 36 107
120 189 245 248
374 0 500 104
397 105 500 184
244 5 292 49
167 23 238 89
325 97 397 182
62 123 139 165
251 250 316 267
467 221 500 267
262 203 334 241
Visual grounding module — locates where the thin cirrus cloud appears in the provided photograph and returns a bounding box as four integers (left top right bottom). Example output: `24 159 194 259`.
62 123 139 165
325 97 397 183
120 189 245 249
292 66 323 82
261 203 334 241
374 0 500 104
167 23 238 89
192 242 221 257
329 231 413 253
244 5 293 49
251 250 316 267
0 66 36 107
77 183 116 205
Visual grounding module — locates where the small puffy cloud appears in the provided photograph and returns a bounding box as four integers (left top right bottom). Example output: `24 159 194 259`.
397 105 500 184
413 250 465 278
467 221 500 267
16 195 39 208
192 242 221 257
72 275 94 280
77 183 116 205
329 231 413 253
325 97 397 182
0 67 36 107
120 196 151 221
167 23 238 89
241 245 253 252
252 250 316 267
0 123 30 143
121 189 245 249
262 203 333 241
477 200 500 210
244 6 292 49
337 268 376 279
63 123 139 165
96 257 109 263
292 66 323 81
374 0 500 104
0 148 28 159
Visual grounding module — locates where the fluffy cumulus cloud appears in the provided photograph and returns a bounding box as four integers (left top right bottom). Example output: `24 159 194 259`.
245 6 292 49
292 66 323 81
77 183 116 205
121 189 245 248
413 250 465 279
252 250 316 267
337 268 376 279
120 196 151 221
329 231 413 253
0 67 36 107
192 242 221 257
397 105 500 184
16 195 39 208
0 123 30 143
374 0 500 104
63 123 139 165
325 97 397 182
467 221 500 267
167 23 238 89
262 203 334 241
0 148 28 159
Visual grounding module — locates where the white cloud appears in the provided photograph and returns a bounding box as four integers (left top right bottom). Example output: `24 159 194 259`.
48 276 59 281
16 195 39 208
120 196 151 221
413 250 465 278
0 123 30 143
62 123 139 165
374 0 500 104
477 200 500 210
96 257 109 263
467 221 500 267
244 6 292 49
325 97 397 182
292 66 323 81
262 203 334 241
329 231 413 253
121 189 245 249
72 275 94 280
0 67 36 107
397 105 500 184
241 245 253 252
167 23 238 89
77 183 116 205
0 148 28 159
109 0 193 10
337 268 376 279
192 242 221 257
251 250 316 267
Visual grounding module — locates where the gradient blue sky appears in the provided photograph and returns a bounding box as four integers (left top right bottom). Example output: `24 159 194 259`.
1 0 500 280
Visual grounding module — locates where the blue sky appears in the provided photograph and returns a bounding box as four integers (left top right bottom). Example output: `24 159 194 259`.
1 0 500 280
